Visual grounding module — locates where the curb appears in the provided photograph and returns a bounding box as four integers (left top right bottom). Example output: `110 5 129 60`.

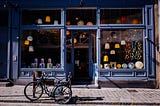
1 99 160 105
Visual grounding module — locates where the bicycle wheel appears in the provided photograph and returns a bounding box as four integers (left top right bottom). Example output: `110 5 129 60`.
24 81 43 101
53 84 72 104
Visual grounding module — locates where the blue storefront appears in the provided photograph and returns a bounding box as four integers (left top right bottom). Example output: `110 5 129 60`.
0 0 156 87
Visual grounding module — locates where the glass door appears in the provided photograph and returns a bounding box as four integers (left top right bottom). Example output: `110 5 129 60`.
66 30 96 82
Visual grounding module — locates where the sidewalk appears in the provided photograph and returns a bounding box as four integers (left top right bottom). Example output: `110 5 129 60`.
0 85 160 105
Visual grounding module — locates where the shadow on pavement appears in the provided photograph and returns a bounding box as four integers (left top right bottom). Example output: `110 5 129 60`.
68 95 104 104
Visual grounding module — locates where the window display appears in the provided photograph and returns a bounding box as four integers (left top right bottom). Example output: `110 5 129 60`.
21 29 61 68
22 10 61 25
100 9 142 24
101 29 144 69
66 9 96 25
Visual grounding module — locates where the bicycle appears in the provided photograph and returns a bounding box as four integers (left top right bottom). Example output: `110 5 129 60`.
24 72 72 104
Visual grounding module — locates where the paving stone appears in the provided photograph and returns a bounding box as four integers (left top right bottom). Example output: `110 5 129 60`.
0 85 160 105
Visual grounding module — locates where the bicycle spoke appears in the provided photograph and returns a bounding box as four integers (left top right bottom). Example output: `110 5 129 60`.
24 82 43 101
53 85 72 104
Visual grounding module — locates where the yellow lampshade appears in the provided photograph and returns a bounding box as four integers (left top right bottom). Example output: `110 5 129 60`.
24 40 29 45
103 55 108 62
45 16 51 23
115 43 120 48
116 19 121 24
117 64 121 69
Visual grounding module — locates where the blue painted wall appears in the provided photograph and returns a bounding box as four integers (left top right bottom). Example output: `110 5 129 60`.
0 0 155 80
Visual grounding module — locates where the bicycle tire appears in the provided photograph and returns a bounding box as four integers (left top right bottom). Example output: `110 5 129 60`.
53 84 72 104
24 81 43 101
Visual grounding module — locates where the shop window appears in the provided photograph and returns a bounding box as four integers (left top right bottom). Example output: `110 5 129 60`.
66 9 96 25
0 10 8 27
21 29 61 68
22 10 61 25
100 9 142 24
101 29 144 69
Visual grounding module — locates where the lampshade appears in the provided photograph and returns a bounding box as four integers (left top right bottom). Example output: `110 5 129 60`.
77 20 84 26
27 36 33 41
121 40 126 45
54 20 58 25
105 43 110 49
103 55 108 62
86 22 93 26
117 64 121 69
110 50 115 54
29 46 34 52
37 18 43 24
66 30 70 36
66 21 71 25
24 40 29 45
131 19 139 24
116 19 121 24
45 16 51 23
115 43 120 48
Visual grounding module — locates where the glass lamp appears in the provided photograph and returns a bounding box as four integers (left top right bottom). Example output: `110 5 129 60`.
45 16 51 23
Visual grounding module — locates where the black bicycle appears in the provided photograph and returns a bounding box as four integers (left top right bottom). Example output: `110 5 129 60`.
24 72 72 104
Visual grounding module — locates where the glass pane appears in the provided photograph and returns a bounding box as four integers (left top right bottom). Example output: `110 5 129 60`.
0 10 8 27
100 9 142 24
66 30 96 63
21 29 61 68
101 29 144 69
22 10 61 25
66 9 96 25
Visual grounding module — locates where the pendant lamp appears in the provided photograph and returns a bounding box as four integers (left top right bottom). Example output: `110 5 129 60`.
115 43 120 48
45 16 51 23
29 46 34 52
105 43 110 49
24 40 29 45
103 55 108 62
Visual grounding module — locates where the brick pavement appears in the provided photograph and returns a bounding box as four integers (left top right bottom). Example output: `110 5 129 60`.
0 85 160 105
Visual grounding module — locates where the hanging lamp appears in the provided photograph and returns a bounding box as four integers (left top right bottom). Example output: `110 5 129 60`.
45 16 51 23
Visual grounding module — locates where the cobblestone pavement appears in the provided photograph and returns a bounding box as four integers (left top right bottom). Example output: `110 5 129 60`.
0 85 160 105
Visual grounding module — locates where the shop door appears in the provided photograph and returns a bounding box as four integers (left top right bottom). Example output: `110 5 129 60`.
74 48 89 79
73 31 90 81
66 30 96 83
